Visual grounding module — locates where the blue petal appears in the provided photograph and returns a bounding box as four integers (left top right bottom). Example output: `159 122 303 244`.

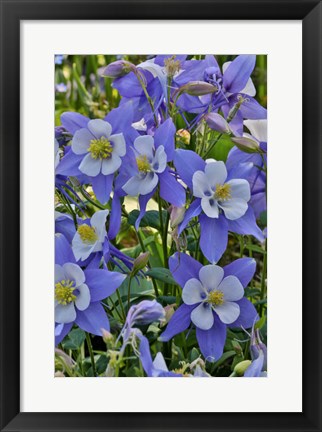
223 55 256 94
55 150 83 177
239 96 267 119
135 190 156 230
61 112 89 134
174 149 205 189
196 314 227 362
159 169 186 207
55 233 76 265
159 303 193 342
169 252 202 287
228 298 258 329
91 173 113 205
55 322 73 345
178 199 202 234
226 162 254 181
75 302 110 335
85 269 126 301
199 214 228 263
227 207 264 242
108 193 122 240
244 351 264 377
223 257 256 288
154 118 176 160
138 334 154 376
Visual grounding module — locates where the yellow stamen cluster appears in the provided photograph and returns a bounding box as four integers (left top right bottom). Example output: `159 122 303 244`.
207 290 224 306
77 224 98 244
164 56 181 77
88 136 113 159
55 280 76 305
214 183 231 201
136 155 151 173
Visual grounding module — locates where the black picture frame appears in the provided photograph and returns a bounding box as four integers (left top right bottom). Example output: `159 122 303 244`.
0 1 321 431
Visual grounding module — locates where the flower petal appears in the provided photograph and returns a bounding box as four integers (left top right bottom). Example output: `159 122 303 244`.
109 133 126 156
75 302 110 335
138 172 159 195
201 197 219 218
63 263 85 286
200 214 228 264
218 275 244 301
191 302 214 330
75 283 91 311
196 316 226 362
168 252 202 287
219 198 248 220
192 171 212 198
55 264 65 283
152 145 167 173
159 169 186 207
134 135 154 158
174 149 206 189
85 269 127 302
182 278 206 305
228 297 258 329
79 153 102 177
90 209 109 241
223 257 256 288
72 128 93 155
159 303 193 342
87 119 112 139
199 265 224 291
55 302 76 324
226 179 250 202
101 153 121 175
204 161 227 188
244 119 267 142
214 301 240 324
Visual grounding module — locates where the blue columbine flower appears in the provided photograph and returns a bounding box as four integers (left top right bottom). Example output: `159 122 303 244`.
115 118 186 230
174 149 264 263
227 119 267 218
55 233 126 344
160 252 258 362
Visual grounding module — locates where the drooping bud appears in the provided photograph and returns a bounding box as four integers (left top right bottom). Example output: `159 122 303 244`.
234 360 252 376
176 129 191 146
128 300 165 326
205 113 231 134
175 81 217 97
169 206 186 229
102 328 115 347
231 136 262 154
131 252 150 277
102 60 136 79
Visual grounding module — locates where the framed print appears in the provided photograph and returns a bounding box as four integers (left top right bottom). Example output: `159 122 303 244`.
0 0 321 431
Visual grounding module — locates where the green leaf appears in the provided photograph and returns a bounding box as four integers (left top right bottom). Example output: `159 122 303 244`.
146 268 177 285
255 314 266 330
128 210 167 231
62 328 86 350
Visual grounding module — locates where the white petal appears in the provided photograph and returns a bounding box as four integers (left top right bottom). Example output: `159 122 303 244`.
204 161 227 189
214 302 240 324
199 265 224 291
226 179 251 202
91 209 108 241
55 265 65 283
138 172 158 195
110 133 126 157
87 119 112 139
134 135 154 158
244 119 267 142
191 303 214 330
75 283 91 311
152 145 167 173
241 78 256 97
63 263 85 286
122 176 142 196
153 352 168 372
55 302 76 324
192 171 212 198
218 276 244 301
79 153 102 176
222 61 230 73
219 198 248 220
72 128 94 155
201 197 219 218
101 153 121 175
182 278 206 305
72 232 96 261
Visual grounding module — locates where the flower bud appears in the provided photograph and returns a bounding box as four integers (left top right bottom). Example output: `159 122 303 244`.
177 81 217 97
231 137 262 154
169 206 186 229
102 60 136 78
131 252 150 277
129 300 165 326
205 113 231 134
176 129 191 146
102 328 114 347
234 360 252 376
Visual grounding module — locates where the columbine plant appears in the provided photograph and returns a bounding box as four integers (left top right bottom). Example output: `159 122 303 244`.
54 53 267 378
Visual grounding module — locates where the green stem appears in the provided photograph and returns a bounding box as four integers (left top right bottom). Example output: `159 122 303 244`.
116 288 127 321
137 231 159 298
79 186 107 210
85 332 96 377
203 133 223 159
127 276 133 312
